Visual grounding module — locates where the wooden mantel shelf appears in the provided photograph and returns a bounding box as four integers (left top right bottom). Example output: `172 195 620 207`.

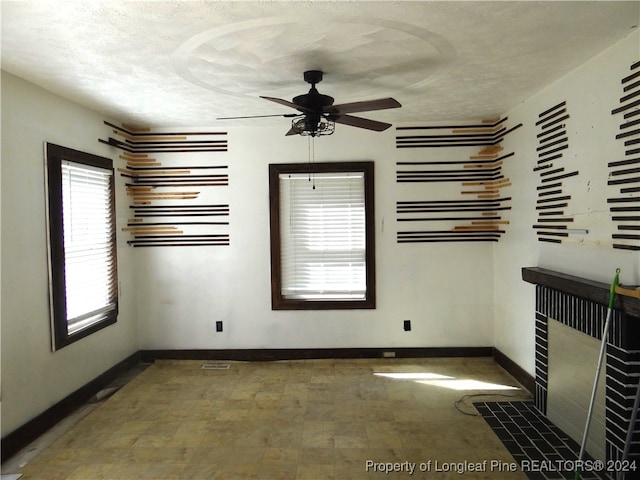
522 267 640 318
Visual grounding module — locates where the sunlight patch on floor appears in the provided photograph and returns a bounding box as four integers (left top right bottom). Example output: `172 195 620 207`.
374 372 519 391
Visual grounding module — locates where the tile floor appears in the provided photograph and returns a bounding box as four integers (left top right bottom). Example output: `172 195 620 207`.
10 357 533 479
475 401 608 480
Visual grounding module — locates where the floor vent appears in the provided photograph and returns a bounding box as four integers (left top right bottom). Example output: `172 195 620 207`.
201 363 230 370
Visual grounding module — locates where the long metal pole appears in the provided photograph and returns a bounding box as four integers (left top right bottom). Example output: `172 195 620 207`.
575 268 620 480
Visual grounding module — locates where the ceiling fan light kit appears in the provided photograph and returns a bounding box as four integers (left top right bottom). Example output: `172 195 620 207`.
290 115 335 137
220 70 401 137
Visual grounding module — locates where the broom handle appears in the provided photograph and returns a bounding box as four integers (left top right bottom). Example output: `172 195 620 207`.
575 268 620 480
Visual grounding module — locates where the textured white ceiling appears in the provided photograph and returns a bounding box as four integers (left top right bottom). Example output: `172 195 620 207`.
1 1 638 128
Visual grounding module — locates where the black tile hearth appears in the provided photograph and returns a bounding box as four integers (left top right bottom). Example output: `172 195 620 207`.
475 401 610 480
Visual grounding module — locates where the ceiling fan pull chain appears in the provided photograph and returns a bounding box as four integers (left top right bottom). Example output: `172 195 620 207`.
307 136 316 190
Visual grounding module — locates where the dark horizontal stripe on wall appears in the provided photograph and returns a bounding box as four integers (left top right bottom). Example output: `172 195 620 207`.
396 142 495 149
620 87 640 104
612 98 640 115
537 182 563 190
538 131 566 144
536 195 571 204
538 237 562 244
140 347 494 363
535 107 567 126
536 231 569 238
613 243 640 251
536 137 568 152
1 352 142 461
398 198 511 206
126 166 228 171
537 189 563 197
610 166 640 176
104 121 227 137
396 153 513 166
612 215 640 221
541 170 578 183
622 69 640 85
536 153 564 166
536 216 571 221
537 123 564 138
537 143 569 158
395 131 505 140
99 138 227 153
396 118 508 130
398 237 501 243
624 79 640 92
397 216 501 222
616 128 640 141
127 222 229 226
539 114 569 131
608 176 640 186
537 101 566 119
624 109 640 120
620 117 640 130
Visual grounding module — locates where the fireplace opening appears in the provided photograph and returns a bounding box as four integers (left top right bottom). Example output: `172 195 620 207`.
547 318 606 461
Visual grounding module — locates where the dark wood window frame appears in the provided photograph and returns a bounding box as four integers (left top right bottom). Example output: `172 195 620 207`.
45 143 118 350
269 161 376 310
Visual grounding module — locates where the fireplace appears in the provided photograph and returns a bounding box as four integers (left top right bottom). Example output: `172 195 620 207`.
523 268 640 469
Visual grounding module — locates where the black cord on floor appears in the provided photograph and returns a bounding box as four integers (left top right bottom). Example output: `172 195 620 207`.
453 393 532 417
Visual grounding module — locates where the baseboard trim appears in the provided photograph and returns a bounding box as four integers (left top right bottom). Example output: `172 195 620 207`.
1 351 141 461
493 347 535 394
140 347 494 363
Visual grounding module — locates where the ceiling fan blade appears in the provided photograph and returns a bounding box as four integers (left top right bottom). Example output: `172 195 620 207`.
331 114 392 132
217 113 298 120
260 96 312 113
285 127 298 136
325 98 401 114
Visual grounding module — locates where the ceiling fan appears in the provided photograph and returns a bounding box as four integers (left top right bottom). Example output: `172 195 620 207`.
218 70 401 136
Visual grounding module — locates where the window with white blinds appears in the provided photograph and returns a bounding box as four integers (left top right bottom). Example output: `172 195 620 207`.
46 143 118 350
61 161 117 334
269 161 375 310
279 172 366 300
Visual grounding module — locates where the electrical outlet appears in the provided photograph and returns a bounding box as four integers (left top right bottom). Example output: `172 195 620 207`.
403 320 412 331
383 351 396 358
216 321 223 332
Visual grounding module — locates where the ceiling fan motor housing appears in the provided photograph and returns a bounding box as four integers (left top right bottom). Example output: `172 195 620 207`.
293 70 334 111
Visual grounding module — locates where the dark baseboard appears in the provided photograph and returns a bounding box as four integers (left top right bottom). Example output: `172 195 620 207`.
140 346 494 363
1 351 141 462
493 347 535 394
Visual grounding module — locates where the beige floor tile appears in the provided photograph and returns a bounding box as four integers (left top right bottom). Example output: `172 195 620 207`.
11 357 531 480
296 463 335 479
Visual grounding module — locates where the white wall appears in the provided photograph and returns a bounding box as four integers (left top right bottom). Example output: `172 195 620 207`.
494 30 640 376
135 124 495 350
0 72 138 436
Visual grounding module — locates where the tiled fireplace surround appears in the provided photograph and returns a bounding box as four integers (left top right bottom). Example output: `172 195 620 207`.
522 268 640 470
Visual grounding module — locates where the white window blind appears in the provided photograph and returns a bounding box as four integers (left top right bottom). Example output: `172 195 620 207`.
61 160 117 334
279 172 366 300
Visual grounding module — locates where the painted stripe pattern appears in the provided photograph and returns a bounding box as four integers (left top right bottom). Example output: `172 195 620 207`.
609 59 640 252
532 101 580 244
102 123 230 247
396 118 521 243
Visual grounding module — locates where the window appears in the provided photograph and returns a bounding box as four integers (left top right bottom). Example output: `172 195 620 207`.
45 143 118 350
269 161 375 310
